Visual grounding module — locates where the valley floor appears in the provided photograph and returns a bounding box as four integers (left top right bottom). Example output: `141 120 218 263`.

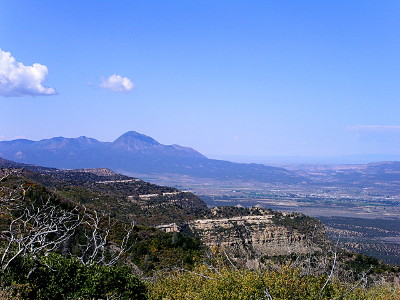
132 173 400 266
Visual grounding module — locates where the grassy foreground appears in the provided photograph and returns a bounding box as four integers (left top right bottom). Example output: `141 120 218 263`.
147 265 400 300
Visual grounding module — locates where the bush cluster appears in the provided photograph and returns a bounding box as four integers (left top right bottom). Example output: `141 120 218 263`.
2 252 400 299
147 264 400 300
0 253 146 299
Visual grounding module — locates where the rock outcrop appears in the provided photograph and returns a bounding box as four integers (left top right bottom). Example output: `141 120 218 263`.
159 207 329 259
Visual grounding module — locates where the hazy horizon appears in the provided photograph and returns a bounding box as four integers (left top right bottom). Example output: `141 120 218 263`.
1 1 399 158
207 153 400 165
1 131 399 165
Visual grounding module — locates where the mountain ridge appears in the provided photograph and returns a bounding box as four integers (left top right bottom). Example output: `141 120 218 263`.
0 131 303 183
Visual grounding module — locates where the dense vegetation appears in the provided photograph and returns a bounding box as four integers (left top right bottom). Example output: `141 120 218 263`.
148 266 400 300
2 252 400 299
1 253 146 299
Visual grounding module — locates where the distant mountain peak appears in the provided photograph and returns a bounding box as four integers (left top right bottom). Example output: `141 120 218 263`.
0 132 304 183
113 131 160 146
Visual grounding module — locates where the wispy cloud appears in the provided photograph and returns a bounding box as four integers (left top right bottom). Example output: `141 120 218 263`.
345 125 400 144
0 49 56 97
345 125 400 132
99 74 135 92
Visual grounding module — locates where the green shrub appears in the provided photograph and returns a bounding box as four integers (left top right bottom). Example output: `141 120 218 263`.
147 264 339 300
0 253 146 299
147 263 400 300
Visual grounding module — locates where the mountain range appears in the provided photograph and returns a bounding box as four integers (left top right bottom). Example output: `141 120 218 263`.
0 131 302 183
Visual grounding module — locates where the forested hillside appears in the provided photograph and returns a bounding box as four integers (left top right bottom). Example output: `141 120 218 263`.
0 162 399 299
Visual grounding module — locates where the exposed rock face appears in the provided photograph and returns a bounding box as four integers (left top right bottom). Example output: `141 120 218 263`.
159 207 329 259
156 223 181 233
189 216 320 257
70 168 117 177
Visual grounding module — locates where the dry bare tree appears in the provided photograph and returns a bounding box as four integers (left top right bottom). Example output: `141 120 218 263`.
0 171 83 270
0 169 135 271
75 210 135 266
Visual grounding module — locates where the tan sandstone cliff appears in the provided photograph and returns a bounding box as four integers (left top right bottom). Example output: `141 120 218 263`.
158 207 330 260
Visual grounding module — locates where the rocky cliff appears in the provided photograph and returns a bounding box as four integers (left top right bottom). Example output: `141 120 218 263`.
158 206 330 261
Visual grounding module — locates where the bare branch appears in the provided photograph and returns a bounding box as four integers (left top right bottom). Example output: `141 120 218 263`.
223 250 238 270
1 174 136 270
263 287 273 300
76 211 135 266
319 234 341 295
0 185 82 271
332 267 371 300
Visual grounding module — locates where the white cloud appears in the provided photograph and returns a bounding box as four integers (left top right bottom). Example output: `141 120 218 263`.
99 74 135 92
345 125 400 132
0 49 56 97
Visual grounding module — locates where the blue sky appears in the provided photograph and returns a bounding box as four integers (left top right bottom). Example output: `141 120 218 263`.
1 1 399 159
